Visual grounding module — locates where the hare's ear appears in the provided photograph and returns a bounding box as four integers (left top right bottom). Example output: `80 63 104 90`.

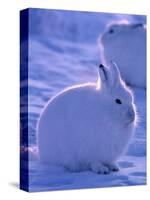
99 64 110 82
99 62 121 89
99 64 113 88
110 61 121 85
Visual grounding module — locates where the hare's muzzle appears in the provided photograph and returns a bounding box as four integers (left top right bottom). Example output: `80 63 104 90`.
127 107 135 124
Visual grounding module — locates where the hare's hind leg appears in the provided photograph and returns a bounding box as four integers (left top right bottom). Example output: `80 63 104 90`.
91 162 110 174
64 162 89 173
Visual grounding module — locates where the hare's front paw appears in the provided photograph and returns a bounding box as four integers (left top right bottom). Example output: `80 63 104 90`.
105 162 119 172
91 162 110 174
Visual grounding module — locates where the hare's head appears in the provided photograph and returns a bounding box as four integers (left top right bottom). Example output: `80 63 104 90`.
98 61 137 127
101 22 146 50
100 22 146 72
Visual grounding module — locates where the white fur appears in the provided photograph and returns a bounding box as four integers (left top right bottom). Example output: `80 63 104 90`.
37 62 137 174
100 22 146 88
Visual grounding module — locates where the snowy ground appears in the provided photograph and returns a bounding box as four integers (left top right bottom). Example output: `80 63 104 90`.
20 9 146 192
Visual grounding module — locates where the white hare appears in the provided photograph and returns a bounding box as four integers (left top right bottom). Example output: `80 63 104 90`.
100 22 146 88
37 62 137 174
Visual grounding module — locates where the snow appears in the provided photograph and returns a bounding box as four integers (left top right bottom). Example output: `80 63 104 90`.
20 8 146 192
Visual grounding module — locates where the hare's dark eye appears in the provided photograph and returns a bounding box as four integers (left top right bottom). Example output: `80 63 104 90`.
109 29 114 34
115 99 122 104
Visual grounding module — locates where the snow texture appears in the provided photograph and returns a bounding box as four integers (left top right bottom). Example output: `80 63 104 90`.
20 9 146 192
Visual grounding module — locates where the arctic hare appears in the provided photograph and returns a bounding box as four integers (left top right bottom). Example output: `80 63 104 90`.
100 22 146 88
37 62 137 174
